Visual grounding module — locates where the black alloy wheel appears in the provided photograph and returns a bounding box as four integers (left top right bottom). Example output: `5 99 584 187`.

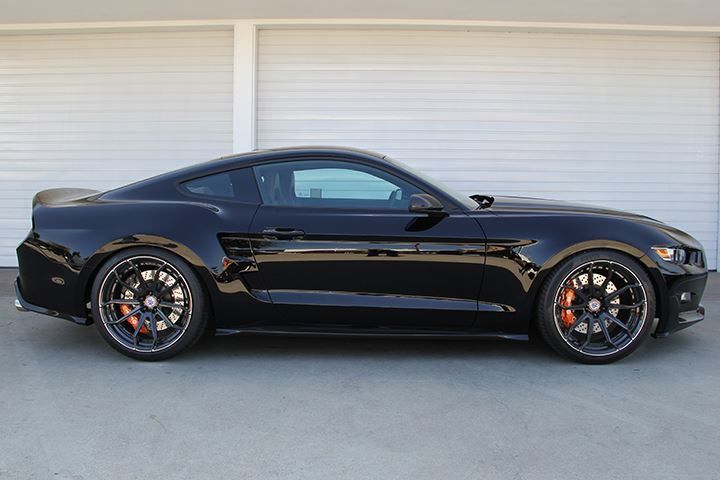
92 248 207 360
536 250 655 364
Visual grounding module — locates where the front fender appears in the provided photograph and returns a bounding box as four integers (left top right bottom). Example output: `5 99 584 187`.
474 212 678 333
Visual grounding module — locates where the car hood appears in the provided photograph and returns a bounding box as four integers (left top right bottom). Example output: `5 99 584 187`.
477 195 703 250
485 195 660 222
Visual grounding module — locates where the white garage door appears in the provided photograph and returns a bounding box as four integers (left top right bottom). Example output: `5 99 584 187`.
0 29 234 266
257 29 720 268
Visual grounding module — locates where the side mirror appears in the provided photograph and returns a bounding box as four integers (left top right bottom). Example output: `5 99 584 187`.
408 194 446 216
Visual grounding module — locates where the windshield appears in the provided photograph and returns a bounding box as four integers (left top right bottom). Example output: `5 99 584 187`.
384 156 479 210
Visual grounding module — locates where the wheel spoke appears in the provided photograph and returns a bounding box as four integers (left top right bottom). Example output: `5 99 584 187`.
157 281 177 298
587 262 594 287
127 259 150 291
597 315 619 349
132 311 149 340
113 270 139 295
151 261 168 293
601 266 614 292
605 284 640 301
105 305 141 325
156 309 182 331
582 316 595 350
611 301 646 310
601 312 630 332
564 312 590 340
159 301 187 312
101 299 140 307
149 312 159 350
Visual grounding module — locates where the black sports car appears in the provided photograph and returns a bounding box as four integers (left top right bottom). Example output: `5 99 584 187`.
14 147 707 363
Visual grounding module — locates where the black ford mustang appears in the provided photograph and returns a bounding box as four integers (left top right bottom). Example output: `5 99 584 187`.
14 147 707 363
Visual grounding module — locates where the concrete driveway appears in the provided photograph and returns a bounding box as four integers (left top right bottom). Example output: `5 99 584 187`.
1 268 719 480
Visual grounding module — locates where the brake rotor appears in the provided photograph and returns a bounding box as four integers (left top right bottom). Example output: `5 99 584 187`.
150 270 184 330
116 268 184 333
560 273 619 334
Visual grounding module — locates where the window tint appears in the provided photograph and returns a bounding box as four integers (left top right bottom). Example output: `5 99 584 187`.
294 168 400 200
181 168 260 203
184 172 234 198
253 160 424 209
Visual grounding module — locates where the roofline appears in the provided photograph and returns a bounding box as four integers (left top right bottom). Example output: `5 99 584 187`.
217 146 388 163
101 146 395 200
101 145 472 210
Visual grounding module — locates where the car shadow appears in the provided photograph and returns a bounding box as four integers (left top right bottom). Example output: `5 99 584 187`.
184 333 560 363
19 313 563 364
7 306 711 369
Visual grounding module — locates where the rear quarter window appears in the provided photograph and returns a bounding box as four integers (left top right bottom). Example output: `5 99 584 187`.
181 168 260 204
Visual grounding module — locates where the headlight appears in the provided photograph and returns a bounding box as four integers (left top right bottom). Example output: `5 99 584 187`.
652 246 687 264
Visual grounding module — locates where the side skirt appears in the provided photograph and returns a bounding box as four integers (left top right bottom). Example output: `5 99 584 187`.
214 327 528 341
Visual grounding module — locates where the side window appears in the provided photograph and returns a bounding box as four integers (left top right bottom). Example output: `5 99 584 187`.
253 160 423 209
181 168 260 203
183 172 234 198
294 168 399 200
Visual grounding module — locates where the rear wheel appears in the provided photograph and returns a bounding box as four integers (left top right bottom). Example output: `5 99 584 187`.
536 250 655 364
91 248 207 361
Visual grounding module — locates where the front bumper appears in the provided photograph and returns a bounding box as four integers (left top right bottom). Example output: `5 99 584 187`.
14 278 91 326
653 272 707 337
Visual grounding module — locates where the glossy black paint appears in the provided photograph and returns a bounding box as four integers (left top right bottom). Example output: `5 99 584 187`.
247 206 486 330
15 147 707 339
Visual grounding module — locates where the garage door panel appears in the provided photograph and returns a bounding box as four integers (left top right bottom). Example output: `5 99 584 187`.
0 29 234 266
258 120 717 136
0 73 232 89
259 81 717 95
260 93 717 108
258 132 718 146
262 48 715 65
257 29 720 268
258 73 717 92
261 30 716 44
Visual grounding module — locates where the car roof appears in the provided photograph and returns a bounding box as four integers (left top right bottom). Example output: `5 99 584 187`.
220 145 388 166
173 146 393 178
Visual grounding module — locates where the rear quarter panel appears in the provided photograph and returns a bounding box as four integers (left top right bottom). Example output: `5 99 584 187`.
17 198 262 325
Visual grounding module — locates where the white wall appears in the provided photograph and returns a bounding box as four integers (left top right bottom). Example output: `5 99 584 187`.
0 29 235 265
256 29 720 267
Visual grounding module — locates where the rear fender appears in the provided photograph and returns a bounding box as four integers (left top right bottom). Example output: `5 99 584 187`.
79 233 245 317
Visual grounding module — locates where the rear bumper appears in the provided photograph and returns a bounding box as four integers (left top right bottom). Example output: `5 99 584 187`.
653 272 707 337
14 298 27 312
14 278 91 326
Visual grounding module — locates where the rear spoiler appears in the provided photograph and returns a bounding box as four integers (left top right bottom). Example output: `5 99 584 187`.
32 188 101 208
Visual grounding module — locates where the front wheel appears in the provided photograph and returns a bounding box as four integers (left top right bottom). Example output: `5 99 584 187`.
536 250 656 364
91 248 208 361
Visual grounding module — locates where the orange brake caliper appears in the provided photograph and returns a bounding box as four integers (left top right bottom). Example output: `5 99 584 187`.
119 304 148 334
560 286 576 328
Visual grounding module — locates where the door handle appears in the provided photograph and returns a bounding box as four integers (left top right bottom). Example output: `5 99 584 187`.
262 227 305 239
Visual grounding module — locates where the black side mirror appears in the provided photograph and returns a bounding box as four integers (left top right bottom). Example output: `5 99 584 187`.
408 194 446 216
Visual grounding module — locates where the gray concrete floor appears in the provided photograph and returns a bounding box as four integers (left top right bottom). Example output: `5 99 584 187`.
0 268 719 480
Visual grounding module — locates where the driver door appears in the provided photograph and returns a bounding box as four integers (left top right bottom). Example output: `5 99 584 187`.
248 158 486 331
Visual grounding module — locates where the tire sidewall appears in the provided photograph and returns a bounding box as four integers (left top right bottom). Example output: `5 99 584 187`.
536 250 656 364
91 247 208 361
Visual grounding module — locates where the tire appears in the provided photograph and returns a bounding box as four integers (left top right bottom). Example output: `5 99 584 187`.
536 250 656 364
91 247 208 361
